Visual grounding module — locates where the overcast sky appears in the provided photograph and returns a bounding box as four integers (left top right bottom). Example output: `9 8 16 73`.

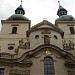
0 0 75 27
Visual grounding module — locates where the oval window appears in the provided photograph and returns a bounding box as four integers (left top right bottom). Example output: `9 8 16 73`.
8 46 14 50
35 35 39 39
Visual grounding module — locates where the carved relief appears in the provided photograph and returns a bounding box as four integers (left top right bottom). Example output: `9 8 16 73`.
14 46 19 54
41 30 51 34
63 40 75 50
19 39 30 49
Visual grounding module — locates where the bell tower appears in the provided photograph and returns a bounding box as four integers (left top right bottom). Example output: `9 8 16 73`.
0 0 31 53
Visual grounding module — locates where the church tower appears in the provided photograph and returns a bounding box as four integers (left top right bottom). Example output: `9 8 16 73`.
55 1 75 55
0 1 30 54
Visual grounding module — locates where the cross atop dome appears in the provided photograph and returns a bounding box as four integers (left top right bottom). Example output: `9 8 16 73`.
21 0 23 5
14 0 25 15
58 0 61 7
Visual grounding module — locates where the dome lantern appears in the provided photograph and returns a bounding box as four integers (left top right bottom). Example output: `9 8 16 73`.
15 5 25 15
57 1 67 17
7 0 29 21
55 1 75 21
15 0 25 15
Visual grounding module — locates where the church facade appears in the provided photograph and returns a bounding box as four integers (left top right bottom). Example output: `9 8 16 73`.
0 2 75 75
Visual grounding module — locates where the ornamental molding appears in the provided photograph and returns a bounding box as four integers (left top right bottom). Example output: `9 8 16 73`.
0 44 75 64
17 44 75 62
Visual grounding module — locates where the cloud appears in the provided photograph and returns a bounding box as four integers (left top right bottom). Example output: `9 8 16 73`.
0 0 74 27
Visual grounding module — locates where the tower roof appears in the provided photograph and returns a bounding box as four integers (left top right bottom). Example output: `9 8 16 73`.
15 5 25 15
7 2 29 21
56 1 75 21
57 1 67 17
57 5 67 17
56 15 75 21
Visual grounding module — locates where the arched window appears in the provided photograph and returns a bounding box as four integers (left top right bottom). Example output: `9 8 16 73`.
12 27 17 34
70 27 75 34
44 57 55 75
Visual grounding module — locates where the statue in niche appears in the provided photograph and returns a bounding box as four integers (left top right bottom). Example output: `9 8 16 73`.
63 40 74 50
44 35 50 44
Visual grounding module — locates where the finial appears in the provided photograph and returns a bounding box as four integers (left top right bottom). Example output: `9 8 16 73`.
21 0 23 5
58 0 61 7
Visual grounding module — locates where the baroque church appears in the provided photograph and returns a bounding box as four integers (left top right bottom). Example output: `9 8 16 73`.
0 1 75 75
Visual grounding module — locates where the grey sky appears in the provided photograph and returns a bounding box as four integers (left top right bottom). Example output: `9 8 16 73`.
0 0 75 27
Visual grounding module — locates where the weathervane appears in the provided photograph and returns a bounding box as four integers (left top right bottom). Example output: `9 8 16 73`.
58 0 60 6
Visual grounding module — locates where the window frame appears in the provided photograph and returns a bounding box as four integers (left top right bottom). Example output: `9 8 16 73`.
44 56 55 75
70 27 75 34
12 27 17 34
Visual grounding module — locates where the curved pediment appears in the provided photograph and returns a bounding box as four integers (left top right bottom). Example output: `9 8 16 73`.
0 44 75 66
27 20 64 38
17 44 75 62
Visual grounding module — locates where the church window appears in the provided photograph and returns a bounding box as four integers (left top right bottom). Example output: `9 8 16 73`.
0 68 4 75
35 35 39 39
12 27 17 34
44 57 55 75
70 27 75 34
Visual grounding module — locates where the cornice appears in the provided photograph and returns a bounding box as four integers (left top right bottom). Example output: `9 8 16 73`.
0 59 32 67
65 61 75 68
27 27 64 38
1 20 31 29
17 44 75 62
55 21 75 26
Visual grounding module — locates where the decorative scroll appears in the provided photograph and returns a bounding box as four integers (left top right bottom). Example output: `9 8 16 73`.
19 39 30 49
63 40 75 50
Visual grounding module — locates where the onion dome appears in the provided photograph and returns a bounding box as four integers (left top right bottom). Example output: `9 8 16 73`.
15 5 25 15
7 4 29 20
56 15 75 21
7 14 29 20
57 5 67 17
56 1 75 21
